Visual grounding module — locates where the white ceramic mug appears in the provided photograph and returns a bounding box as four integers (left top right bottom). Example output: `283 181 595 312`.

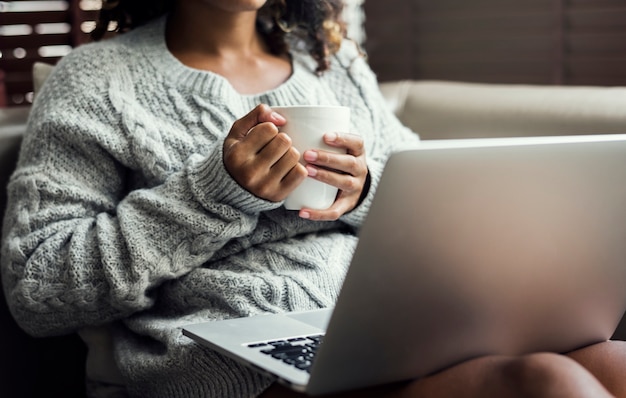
272 105 351 210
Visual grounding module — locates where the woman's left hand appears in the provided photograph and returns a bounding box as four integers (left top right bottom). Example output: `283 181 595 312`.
299 132 368 221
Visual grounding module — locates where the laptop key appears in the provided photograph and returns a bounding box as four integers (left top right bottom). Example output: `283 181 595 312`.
269 340 290 346
271 349 308 360
295 360 313 371
247 342 269 348
251 334 322 373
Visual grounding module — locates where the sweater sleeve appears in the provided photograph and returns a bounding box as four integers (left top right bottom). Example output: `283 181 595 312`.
334 41 421 227
1 59 279 338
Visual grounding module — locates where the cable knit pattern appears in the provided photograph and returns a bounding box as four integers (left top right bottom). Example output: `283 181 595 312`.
1 16 420 398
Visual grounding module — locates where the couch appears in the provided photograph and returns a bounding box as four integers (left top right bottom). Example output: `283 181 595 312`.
2 79 626 397
379 80 626 140
0 106 88 396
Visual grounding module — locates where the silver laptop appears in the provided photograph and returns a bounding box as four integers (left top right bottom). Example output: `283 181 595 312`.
183 134 626 396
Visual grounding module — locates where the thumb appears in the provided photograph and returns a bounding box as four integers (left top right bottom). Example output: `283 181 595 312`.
230 104 286 139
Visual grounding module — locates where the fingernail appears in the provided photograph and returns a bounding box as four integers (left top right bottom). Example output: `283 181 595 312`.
303 150 318 162
271 112 286 123
325 132 338 141
299 211 310 219
306 165 317 177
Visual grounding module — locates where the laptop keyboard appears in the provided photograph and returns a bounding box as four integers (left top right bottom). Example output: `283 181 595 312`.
247 334 324 373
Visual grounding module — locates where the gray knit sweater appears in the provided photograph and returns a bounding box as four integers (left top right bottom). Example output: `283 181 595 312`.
1 16 419 398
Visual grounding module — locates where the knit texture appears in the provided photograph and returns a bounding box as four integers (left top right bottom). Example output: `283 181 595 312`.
1 16 420 398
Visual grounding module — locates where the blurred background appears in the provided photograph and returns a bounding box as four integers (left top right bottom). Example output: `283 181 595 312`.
1 1 626 397
1 0 626 107
363 0 626 85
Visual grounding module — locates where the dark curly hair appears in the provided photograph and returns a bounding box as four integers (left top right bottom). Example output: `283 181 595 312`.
92 0 347 73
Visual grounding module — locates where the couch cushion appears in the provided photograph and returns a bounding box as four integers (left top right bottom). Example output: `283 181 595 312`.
33 62 56 95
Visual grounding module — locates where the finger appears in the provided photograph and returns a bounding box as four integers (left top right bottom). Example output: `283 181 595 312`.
280 162 308 193
299 199 351 221
250 157 307 202
225 122 280 168
305 164 361 193
323 132 365 156
244 123 282 152
303 149 362 178
230 104 286 141
256 132 297 170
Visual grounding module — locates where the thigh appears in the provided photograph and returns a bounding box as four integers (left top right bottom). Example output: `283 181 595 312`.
260 351 616 398
566 340 626 397
260 355 534 398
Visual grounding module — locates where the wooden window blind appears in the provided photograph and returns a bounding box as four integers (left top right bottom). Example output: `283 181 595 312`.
0 0 100 107
364 0 626 86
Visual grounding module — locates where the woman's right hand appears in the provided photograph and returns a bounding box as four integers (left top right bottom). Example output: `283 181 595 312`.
223 104 308 202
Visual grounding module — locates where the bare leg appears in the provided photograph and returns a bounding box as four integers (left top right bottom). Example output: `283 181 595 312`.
260 350 616 398
566 340 626 398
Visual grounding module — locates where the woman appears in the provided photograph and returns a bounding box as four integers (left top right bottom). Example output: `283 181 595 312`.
1 0 625 397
